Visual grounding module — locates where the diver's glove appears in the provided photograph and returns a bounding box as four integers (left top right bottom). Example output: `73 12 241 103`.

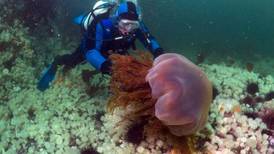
100 59 112 75
153 48 165 58
86 49 112 75
37 64 57 91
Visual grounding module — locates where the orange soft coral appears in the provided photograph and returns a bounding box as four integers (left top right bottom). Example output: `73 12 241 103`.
107 53 154 116
107 53 197 154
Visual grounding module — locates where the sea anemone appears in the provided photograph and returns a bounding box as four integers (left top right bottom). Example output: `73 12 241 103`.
81 147 99 154
246 82 259 95
125 117 148 145
240 94 264 107
261 108 274 130
254 96 264 103
244 112 259 119
196 52 206 64
265 91 274 101
241 95 256 107
212 86 219 100
246 62 254 72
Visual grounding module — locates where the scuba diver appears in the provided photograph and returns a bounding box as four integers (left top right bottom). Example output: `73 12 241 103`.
37 0 165 91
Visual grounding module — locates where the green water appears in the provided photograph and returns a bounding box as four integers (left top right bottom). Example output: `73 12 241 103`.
59 0 274 75
140 0 274 56
139 0 274 76
64 0 274 55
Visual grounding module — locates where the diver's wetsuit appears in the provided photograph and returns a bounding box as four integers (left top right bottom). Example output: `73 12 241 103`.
50 17 164 74
51 47 84 71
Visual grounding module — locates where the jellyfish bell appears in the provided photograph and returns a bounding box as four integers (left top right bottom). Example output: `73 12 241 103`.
146 53 212 136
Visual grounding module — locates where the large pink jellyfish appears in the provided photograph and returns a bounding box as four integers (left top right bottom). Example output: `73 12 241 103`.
146 53 212 136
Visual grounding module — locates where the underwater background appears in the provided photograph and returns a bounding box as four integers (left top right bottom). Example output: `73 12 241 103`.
60 0 274 75
0 0 274 153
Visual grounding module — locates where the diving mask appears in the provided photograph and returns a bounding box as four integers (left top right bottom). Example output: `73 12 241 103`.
118 19 140 35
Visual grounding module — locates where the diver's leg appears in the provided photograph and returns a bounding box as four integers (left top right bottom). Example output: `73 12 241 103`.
37 47 85 91
54 47 86 71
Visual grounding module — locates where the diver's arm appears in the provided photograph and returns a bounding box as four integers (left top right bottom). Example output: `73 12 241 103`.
85 23 111 74
136 21 164 58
